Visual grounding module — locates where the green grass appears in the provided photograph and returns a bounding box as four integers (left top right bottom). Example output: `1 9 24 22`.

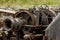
0 0 60 8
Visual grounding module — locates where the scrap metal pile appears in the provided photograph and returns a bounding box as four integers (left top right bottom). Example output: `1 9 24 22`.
0 4 58 40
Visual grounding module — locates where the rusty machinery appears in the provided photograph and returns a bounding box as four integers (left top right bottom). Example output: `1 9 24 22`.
0 5 56 40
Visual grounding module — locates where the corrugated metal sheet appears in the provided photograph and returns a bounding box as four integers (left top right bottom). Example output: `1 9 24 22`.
45 13 60 40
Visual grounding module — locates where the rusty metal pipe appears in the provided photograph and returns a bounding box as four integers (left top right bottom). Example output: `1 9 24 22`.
3 18 26 31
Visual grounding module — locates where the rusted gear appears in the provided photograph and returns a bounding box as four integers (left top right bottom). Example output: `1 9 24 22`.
39 8 56 24
15 9 36 25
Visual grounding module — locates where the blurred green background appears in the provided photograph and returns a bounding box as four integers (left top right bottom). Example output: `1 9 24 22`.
0 0 60 8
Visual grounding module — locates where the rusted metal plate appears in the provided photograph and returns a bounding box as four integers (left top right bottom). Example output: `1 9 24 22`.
45 13 60 40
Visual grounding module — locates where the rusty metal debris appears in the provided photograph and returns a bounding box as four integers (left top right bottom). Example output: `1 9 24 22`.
0 5 57 40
